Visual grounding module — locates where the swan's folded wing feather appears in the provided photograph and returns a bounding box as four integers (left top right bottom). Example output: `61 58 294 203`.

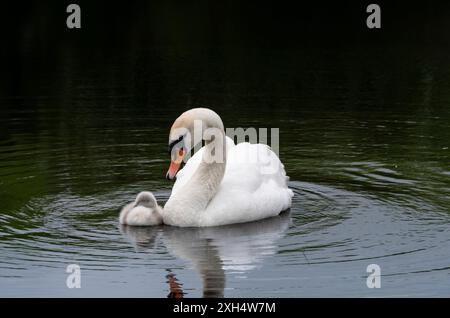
200 142 293 226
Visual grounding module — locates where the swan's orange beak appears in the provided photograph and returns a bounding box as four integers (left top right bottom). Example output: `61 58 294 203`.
166 161 181 180
166 149 185 180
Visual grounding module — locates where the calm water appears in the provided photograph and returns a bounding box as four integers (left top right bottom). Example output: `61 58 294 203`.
0 45 449 297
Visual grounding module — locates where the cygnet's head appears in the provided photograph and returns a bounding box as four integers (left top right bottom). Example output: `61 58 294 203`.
134 191 157 208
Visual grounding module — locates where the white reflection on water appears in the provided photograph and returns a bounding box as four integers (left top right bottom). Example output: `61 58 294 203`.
120 212 291 297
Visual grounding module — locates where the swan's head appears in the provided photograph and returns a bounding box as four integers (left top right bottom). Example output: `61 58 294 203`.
166 108 224 180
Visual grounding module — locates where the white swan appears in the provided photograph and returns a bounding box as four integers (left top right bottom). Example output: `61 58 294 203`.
162 108 293 227
119 191 163 226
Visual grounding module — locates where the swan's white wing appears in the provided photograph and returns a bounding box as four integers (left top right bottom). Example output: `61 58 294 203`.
200 141 293 226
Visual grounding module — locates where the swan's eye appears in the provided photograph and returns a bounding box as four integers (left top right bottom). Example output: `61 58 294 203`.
168 135 184 155
178 149 184 157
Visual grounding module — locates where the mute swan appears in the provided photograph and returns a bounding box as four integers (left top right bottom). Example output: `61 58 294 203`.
163 108 293 227
119 191 163 226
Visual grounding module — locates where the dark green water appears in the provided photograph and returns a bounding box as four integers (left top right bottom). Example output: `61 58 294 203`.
0 45 449 297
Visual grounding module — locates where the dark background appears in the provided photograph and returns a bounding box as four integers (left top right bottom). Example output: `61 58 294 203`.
2 0 450 49
2 0 450 114
2 1 450 61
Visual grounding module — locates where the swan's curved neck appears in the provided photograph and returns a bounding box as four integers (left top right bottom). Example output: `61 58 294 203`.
163 130 227 226
191 133 227 201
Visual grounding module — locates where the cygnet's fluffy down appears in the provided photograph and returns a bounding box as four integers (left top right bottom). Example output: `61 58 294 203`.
119 191 163 226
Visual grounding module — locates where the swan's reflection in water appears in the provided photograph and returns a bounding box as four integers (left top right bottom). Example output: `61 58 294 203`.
120 211 291 297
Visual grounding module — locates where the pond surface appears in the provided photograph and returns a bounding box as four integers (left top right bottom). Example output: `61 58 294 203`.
0 45 449 297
